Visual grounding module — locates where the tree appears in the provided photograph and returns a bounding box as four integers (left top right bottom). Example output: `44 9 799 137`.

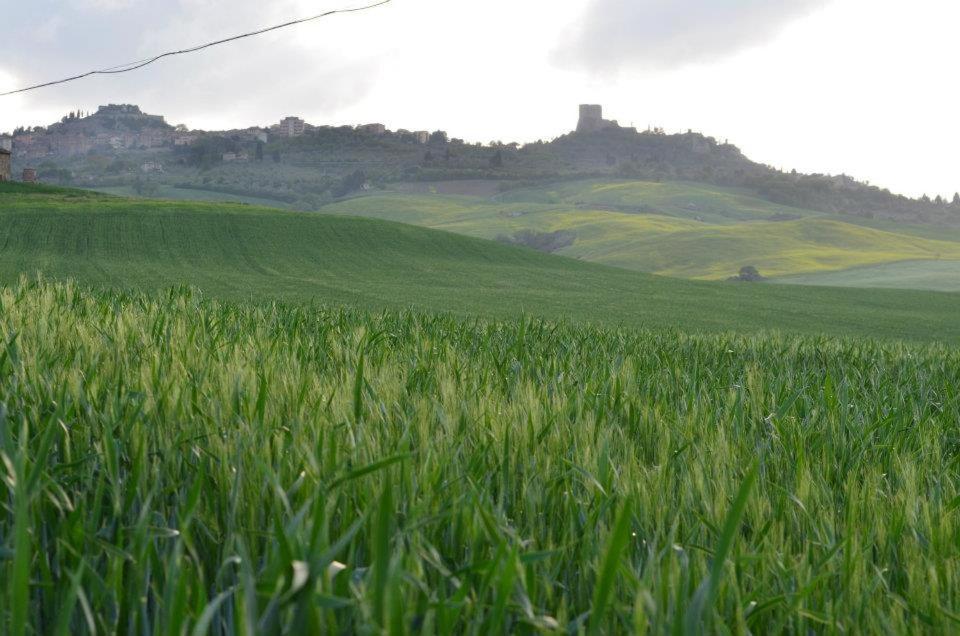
489 150 503 168
255 141 264 162
133 177 159 197
729 266 765 282
332 170 366 198
429 130 448 144
953 193 960 207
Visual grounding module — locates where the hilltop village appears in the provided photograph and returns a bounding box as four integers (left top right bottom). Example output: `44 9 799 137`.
2 104 956 225
4 104 438 163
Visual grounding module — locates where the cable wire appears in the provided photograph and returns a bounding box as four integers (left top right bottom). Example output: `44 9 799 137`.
0 0 392 97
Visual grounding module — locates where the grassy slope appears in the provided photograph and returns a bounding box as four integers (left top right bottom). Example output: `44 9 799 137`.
3 183 960 341
89 184 292 207
321 179 960 282
780 260 960 292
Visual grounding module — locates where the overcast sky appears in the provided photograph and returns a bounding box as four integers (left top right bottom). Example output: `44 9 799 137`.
0 0 957 198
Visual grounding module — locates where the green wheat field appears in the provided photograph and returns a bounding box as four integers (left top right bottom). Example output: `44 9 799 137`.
3 183 960 633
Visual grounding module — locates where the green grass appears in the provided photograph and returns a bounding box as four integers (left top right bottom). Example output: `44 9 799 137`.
320 180 960 283
3 279 960 633
4 183 960 342
87 184 292 208
497 179 821 224
779 259 960 292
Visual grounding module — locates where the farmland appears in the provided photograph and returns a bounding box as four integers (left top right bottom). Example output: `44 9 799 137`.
780 260 960 292
3 184 960 633
320 179 960 284
3 279 960 633
4 183 960 341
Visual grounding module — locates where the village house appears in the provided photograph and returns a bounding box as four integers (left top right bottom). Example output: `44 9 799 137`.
359 123 387 135
222 152 250 162
0 147 11 182
277 116 306 137
139 130 168 148
140 161 163 174
236 128 269 144
0 135 11 181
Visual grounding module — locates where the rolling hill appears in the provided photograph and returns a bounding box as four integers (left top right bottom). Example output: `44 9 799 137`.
3 182 960 341
319 179 960 284
779 260 960 292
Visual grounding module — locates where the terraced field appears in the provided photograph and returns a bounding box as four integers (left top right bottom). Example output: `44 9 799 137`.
321 179 960 284
3 182 960 341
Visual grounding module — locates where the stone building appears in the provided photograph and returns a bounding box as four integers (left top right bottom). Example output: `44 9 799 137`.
95 104 167 125
0 147 10 182
278 116 306 137
413 131 430 144
359 123 387 135
576 104 620 133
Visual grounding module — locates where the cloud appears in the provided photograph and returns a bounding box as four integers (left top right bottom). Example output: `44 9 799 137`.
0 0 386 129
556 0 832 72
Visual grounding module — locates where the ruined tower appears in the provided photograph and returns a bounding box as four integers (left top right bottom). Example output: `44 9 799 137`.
576 105 619 133
577 105 604 133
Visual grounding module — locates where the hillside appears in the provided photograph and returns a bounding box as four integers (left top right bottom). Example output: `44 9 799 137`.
779 260 960 292
3 182 960 341
320 179 960 283
10 105 959 226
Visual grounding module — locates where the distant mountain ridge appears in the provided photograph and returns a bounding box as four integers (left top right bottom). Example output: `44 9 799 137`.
4 104 958 225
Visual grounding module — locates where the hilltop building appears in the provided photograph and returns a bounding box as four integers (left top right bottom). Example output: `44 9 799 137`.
413 131 430 144
576 104 620 133
278 116 306 137
0 147 10 182
359 123 387 135
95 104 166 125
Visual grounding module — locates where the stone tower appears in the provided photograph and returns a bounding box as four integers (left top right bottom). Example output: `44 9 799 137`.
577 105 604 133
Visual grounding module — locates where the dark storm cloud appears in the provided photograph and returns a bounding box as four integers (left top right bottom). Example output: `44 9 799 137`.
556 0 831 71
0 0 379 126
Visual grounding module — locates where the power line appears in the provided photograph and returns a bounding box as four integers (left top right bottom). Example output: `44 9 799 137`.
0 0 393 97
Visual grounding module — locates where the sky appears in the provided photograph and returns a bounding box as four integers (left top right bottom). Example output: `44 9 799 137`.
0 0 957 199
